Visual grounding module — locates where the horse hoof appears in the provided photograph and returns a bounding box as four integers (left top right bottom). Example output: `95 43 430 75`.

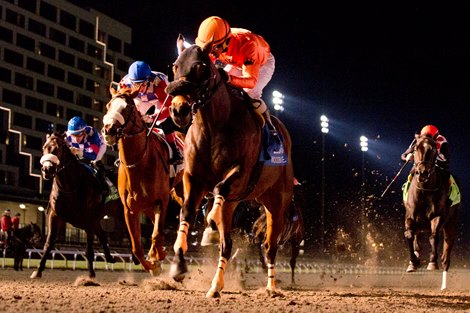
30 271 41 279
169 262 186 282
427 262 438 271
149 262 162 276
206 288 221 298
406 262 417 273
201 227 219 246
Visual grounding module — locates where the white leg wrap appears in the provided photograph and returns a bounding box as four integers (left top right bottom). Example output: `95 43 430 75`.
441 271 447 290
267 263 275 290
207 195 224 226
173 221 189 254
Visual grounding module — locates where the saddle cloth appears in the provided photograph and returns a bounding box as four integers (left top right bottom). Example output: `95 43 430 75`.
402 174 461 206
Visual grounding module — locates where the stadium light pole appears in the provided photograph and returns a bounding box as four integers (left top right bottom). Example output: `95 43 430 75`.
320 115 329 255
272 90 284 117
359 135 368 257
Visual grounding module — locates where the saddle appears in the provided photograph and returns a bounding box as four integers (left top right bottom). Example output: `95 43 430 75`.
402 174 461 206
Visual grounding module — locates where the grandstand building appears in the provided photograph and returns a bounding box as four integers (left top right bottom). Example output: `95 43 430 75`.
0 0 133 241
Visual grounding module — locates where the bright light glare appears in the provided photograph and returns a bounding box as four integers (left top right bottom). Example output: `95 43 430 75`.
320 115 329 122
272 97 283 105
321 127 329 134
274 104 285 111
38 206 45 212
272 90 284 99
19 203 26 209
360 136 368 151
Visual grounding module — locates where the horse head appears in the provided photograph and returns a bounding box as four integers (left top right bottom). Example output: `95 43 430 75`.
102 87 145 145
40 132 69 180
413 134 438 183
166 34 218 128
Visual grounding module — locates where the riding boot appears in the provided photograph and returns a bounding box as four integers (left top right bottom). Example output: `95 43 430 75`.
251 99 279 138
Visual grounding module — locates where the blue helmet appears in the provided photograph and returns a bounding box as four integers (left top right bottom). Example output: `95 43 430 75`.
128 61 152 83
67 116 87 135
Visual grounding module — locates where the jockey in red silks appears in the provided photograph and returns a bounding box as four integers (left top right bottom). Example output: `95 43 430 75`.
119 61 184 166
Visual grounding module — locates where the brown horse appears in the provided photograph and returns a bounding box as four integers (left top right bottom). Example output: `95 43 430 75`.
101 88 182 274
165 35 294 297
34 132 120 279
404 134 461 289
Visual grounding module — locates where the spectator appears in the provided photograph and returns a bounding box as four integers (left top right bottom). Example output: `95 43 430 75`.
1 209 13 249
12 212 21 230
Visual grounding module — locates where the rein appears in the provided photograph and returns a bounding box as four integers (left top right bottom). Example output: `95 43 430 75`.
191 63 224 114
119 130 149 169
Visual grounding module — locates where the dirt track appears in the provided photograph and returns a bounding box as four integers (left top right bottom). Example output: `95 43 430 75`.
1 263 470 313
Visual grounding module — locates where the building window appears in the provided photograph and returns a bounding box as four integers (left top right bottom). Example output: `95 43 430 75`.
49 27 66 45
46 102 63 118
66 109 82 120
77 58 92 73
0 25 13 43
69 36 85 52
4 48 23 67
18 0 37 13
25 135 42 150
77 94 92 109
15 73 34 89
86 79 95 92
59 10 76 31
28 19 46 36
67 72 83 87
38 42 55 59
2 89 22 106
25 96 44 112
117 59 129 72
87 44 103 60
13 112 32 128
57 87 74 103
39 1 57 22
79 19 94 39
48 65 64 81
36 80 54 96
107 35 122 53
6 9 25 28
26 57 45 74
58 50 75 67
16 33 35 51
36 118 54 133
0 67 12 83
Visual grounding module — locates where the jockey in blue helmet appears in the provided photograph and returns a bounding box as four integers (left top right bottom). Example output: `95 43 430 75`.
66 116 117 202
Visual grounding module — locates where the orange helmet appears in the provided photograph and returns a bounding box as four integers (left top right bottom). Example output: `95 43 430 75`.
196 16 231 47
420 125 439 137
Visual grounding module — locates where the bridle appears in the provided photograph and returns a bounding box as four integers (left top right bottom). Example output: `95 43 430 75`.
412 136 439 191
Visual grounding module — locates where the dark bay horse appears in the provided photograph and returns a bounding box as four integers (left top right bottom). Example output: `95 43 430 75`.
404 134 461 289
102 88 183 275
11 223 42 271
33 132 120 279
165 36 294 297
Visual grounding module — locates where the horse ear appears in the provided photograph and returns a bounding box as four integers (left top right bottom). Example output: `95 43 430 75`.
201 38 214 55
177 34 186 55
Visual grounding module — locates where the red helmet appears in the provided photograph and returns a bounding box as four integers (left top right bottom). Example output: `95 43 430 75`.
420 125 439 137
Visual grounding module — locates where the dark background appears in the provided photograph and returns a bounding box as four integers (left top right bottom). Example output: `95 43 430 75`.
71 0 470 261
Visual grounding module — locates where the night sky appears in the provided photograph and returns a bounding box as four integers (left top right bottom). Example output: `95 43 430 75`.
70 1 470 244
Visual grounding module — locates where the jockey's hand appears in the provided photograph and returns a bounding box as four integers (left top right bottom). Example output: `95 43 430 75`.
405 153 413 162
70 147 83 158
91 160 105 171
142 114 154 124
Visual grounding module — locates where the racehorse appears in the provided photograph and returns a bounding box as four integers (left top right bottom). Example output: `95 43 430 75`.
404 133 461 290
33 132 120 279
11 223 42 271
165 35 294 297
102 87 183 275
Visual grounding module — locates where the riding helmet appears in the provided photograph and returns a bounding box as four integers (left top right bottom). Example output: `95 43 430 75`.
127 61 153 83
420 125 439 137
67 116 87 135
196 16 231 47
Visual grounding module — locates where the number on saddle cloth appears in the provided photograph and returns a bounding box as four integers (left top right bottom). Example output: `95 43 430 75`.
259 125 288 166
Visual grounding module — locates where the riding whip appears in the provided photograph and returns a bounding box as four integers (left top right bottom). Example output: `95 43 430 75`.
147 94 171 136
380 138 416 198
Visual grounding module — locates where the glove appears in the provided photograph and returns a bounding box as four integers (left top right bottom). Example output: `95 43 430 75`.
70 147 83 158
405 153 413 162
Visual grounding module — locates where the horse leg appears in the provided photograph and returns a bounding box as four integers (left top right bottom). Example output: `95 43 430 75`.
31 215 60 279
170 178 205 281
96 228 115 265
404 216 420 272
206 202 236 298
147 202 168 276
85 232 96 279
124 205 154 272
289 237 300 285
427 217 442 271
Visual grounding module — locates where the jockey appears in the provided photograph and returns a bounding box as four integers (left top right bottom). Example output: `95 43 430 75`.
401 124 450 170
66 116 116 201
119 61 184 165
1 209 12 249
195 16 279 138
